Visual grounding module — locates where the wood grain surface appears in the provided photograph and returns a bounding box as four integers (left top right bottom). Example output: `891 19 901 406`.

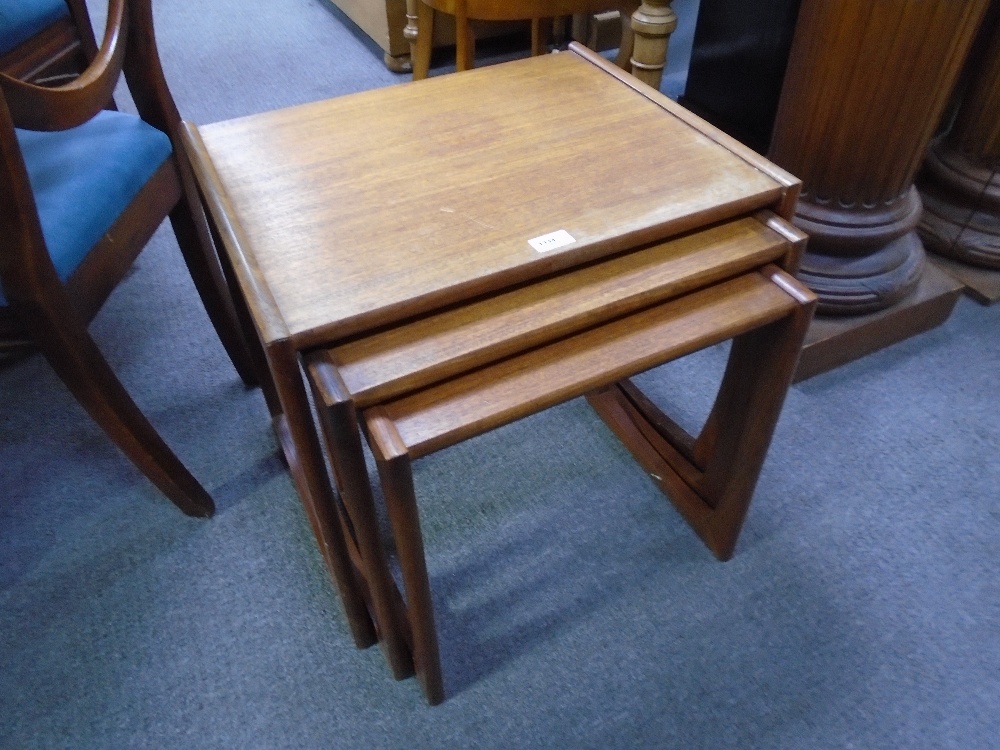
191 49 782 346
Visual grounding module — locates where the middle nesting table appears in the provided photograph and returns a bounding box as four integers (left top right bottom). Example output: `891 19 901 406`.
304 214 814 704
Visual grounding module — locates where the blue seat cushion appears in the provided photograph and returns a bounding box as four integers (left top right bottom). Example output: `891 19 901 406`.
0 0 69 55
2 110 173 305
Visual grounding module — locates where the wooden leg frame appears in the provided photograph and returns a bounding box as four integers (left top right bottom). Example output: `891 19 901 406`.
268 346 381 652
586 298 813 561
306 365 415 679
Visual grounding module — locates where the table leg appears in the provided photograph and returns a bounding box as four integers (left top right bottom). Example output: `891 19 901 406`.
530 18 548 57
629 0 675 90
587 266 815 560
454 0 475 72
265 342 379 649
192 163 378 647
406 0 433 81
614 1 640 70
366 408 445 706
306 359 416 680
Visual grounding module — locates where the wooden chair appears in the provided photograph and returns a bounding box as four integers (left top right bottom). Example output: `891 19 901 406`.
406 0 641 80
0 0 97 84
0 0 258 516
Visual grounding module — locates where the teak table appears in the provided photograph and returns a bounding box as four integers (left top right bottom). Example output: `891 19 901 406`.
182 44 816 705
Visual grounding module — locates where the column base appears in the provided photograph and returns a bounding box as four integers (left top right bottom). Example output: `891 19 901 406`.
793 262 962 382
795 232 926 315
791 188 927 315
918 181 1000 270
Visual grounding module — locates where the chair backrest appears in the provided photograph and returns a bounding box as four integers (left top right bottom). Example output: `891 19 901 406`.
1 0 124 129
0 0 69 55
0 0 183 327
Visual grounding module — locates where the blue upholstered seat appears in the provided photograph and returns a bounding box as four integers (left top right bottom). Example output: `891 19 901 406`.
0 110 172 305
0 0 69 55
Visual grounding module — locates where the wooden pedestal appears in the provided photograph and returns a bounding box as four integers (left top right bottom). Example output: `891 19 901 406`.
764 0 990 377
793 263 962 382
916 1 1000 299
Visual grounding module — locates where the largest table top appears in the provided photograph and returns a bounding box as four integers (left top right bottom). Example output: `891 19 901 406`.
185 45 792 348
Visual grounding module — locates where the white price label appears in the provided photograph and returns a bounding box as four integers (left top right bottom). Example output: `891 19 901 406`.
528 229 576 253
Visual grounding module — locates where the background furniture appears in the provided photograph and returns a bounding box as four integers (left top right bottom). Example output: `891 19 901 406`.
320 0 528 71
0 0 254 515
683 0 995 380
407 0 675 87
184 44 811 704
407 0 637 79
679 0 801 154
918 0 1000 303
323 0 676 86
767 0 991 380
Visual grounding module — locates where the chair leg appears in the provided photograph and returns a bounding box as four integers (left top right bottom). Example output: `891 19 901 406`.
168 158 260 388
530 18 550 56
31 308 214 517
454 4 475 72
412 1 434 80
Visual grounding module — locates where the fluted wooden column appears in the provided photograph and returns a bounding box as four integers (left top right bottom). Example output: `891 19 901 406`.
918 1 1000 301
769 0 989 316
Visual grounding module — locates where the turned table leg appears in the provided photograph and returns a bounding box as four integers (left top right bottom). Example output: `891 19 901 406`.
629 0 675 90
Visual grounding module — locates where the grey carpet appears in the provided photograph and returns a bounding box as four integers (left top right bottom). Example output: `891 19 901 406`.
1 0 998 747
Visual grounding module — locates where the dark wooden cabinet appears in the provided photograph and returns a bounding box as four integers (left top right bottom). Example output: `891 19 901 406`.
680 0 802 154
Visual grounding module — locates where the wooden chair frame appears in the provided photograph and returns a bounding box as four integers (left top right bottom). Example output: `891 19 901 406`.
0 0 257 515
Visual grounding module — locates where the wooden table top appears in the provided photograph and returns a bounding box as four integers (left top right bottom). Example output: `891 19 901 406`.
185 45 791 348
